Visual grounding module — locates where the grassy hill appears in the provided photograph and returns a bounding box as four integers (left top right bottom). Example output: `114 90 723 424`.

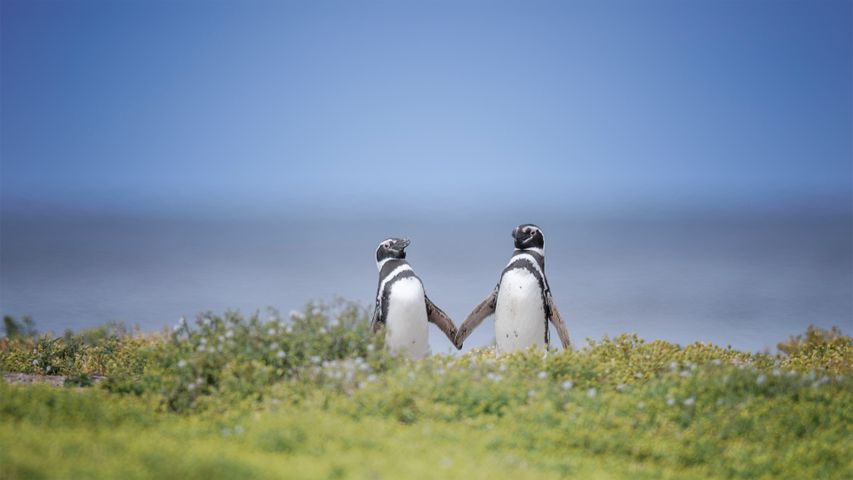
1 302 851 479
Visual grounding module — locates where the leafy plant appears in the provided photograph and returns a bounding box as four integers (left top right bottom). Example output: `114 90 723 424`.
2 315 37 339
1 305 850 479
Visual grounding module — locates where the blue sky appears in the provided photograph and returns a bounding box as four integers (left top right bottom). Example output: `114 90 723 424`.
2 0 851 217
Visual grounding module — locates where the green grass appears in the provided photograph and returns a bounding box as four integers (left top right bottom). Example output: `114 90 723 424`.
1 303 851 479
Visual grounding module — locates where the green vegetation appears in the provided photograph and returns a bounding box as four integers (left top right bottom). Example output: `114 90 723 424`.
3 315 37 339
1 304 851 479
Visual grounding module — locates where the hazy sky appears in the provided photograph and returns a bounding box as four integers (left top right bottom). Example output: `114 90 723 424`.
2 0 851 217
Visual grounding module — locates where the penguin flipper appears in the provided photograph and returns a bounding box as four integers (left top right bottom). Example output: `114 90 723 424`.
455 286 498 349
546 294 571 349
424 295 458 348
370 286 384 334
370 278 385 333
370 307 384 333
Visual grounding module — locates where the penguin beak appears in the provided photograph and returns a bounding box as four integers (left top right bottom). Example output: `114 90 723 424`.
392 238 411 251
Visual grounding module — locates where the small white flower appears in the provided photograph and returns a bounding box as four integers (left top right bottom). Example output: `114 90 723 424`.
561 380 574 390
711 359 722 366
615 383 625 392
537 371 547 380
527 389 536 397
267 328 276 336
199 337 207 345
330 319 340 328
586 388 597 398
187 383 196 391
367 374 377 383
772 369 781 377
289 310 304 320
756 374 767 385
666 397 675 406
277 350 286 359
46 365 52 373
197 345 206 352
225 330 234 339
637 401 646 409
311 355 321 364
680 370 691 378
218 335 225 343
32 359 39 366
367 344 374 352
683 397 695 406
177 360 187 368
669 361 678 371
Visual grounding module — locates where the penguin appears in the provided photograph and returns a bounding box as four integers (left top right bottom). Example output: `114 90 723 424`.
454 224 570 353
371 237 459 358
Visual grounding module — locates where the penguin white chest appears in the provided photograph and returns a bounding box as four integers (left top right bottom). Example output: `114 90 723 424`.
385 277 430 359
495 268 546 353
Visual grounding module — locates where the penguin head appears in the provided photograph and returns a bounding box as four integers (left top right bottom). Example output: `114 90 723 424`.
512 224 544 250
375 237 410 267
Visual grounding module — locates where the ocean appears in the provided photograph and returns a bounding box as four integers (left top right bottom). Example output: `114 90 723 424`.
1 208 850 353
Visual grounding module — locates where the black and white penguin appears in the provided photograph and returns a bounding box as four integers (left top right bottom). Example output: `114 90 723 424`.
371 237 459 358
454 224 570 353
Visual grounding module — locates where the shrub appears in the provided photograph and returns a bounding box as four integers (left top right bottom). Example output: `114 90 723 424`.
778 325 852 374
0 306 850 480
